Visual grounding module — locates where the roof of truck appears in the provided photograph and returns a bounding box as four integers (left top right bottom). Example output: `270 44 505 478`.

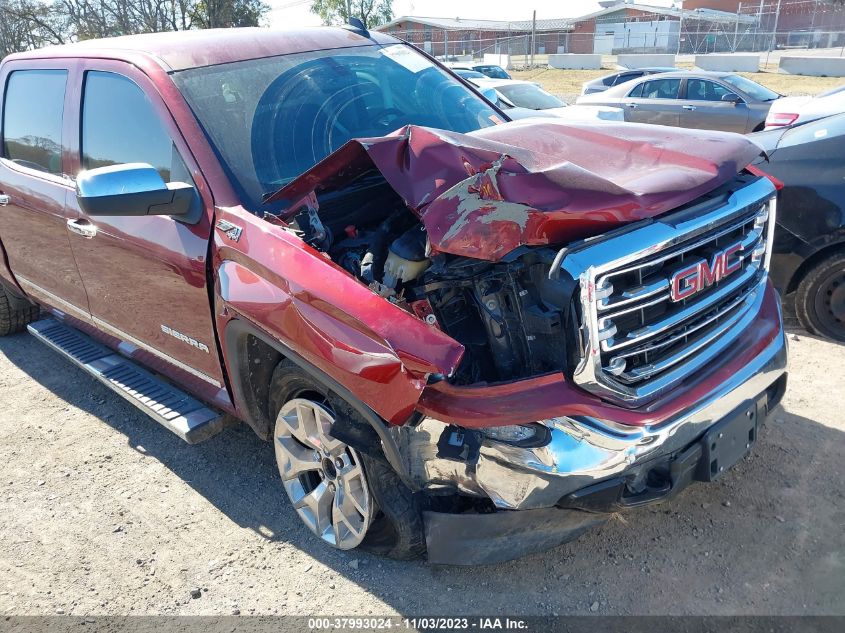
5 27 399 72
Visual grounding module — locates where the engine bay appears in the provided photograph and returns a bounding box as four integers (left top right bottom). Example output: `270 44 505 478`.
286 170 578 385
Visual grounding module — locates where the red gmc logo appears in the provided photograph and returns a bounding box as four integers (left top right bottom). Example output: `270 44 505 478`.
670 241 744 302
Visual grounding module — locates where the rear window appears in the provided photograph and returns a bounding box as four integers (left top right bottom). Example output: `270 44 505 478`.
613 72 642 86
2 69 67 175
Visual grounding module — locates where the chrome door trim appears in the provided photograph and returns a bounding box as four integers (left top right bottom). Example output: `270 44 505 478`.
92 316 223 388
14 275 222 388
15 275 90 321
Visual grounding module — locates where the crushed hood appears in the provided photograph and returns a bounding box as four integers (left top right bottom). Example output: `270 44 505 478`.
266 119 763 261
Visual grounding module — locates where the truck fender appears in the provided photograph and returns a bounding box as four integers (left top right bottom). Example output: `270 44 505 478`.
221 317 416 489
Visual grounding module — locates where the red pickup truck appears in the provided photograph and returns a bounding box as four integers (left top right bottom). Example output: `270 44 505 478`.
0 26 787 564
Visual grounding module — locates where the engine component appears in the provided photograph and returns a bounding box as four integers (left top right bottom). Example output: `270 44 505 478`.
383 225 430 289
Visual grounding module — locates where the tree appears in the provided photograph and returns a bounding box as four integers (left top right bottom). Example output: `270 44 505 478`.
0 0 269 57
190 0 268 29
311 0 393 29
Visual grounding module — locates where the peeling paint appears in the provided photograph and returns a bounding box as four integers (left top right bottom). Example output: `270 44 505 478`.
265 120 763 262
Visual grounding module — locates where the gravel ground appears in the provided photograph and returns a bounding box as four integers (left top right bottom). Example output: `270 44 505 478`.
0 325 843 617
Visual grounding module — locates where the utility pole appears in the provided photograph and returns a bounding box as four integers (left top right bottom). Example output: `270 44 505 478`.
734 2 742 52
530 10 536 67
676 0 684 55
770 0 782 52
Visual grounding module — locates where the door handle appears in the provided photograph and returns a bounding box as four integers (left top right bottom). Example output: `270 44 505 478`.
67 219 98 239
683 105 697 111
0 194 9 206
625 103 638 108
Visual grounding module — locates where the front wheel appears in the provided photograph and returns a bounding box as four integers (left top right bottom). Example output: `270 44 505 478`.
795 252 845 342
269 360 425 558
274 397 375 549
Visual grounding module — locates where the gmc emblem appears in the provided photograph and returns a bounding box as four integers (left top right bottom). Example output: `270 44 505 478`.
670 241 744 302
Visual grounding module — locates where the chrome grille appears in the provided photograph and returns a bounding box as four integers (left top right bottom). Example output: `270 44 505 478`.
559 177 777 405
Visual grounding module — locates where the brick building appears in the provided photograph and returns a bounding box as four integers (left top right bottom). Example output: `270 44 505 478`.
376 3 758 56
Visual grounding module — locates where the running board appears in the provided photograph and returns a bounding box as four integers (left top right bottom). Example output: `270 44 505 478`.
27 318 227 444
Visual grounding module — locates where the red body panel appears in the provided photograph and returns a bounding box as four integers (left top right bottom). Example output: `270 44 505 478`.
267 121 762 261
212 207 464 424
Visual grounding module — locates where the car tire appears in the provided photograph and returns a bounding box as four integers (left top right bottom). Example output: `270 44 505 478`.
795 252 845 342
0 285 39 337
269 360 425 559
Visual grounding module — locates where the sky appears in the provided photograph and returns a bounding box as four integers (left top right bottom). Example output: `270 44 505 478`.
268 1 678 29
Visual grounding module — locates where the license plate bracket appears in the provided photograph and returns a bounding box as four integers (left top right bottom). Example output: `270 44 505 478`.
696 401 758 482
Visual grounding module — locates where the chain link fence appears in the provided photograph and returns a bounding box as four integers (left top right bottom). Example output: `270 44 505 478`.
382 2 845 70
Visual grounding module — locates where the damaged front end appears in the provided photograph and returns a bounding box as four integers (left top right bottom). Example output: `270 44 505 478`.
265 119 762 387
263 119 787 564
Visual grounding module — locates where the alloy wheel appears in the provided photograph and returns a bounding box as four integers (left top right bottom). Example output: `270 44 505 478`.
274 398 374 549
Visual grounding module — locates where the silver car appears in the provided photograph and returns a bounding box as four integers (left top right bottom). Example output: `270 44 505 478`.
581 67 677 95
577 71 780 133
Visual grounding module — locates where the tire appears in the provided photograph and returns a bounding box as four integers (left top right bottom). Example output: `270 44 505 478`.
795 252 845 343
0 285 39 337
268 360 425 559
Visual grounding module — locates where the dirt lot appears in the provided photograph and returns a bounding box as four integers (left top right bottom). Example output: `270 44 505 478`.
0 322 843 617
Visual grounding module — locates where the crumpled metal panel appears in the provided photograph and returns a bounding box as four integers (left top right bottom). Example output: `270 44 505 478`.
266 119 763 261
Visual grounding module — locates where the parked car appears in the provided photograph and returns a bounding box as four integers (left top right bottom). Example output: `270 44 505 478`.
751 114 845 342
468 77 625 121
448 62 511 79
577 71 780 133
451 68 487 80
581 67 678 95
0 27 786 565
764 85 845 130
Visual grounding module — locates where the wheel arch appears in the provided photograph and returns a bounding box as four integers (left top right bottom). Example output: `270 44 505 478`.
785 241 845 294
222 318 416 490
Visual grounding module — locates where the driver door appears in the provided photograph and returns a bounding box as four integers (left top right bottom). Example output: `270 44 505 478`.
65 60 227 398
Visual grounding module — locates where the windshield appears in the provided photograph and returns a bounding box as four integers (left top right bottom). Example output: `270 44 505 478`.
722 74 779 101
496 83 565 110
455 69 487 79
173 44 499 211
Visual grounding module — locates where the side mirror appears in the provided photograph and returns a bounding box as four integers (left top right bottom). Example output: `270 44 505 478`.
721 93 742 104
76 163 195 217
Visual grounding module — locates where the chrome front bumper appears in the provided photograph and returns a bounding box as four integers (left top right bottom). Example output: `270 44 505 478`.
398 320 787 511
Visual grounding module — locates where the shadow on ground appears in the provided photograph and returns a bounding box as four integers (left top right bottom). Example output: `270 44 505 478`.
0 330 842 616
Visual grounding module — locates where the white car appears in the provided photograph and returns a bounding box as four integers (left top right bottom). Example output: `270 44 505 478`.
764 85 845 130
468 77 624 122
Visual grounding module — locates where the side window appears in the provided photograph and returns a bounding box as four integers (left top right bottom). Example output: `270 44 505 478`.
81 71 187 183
628 82 645 98
641 78 681 100
2 69 67 175
687 79 732 102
